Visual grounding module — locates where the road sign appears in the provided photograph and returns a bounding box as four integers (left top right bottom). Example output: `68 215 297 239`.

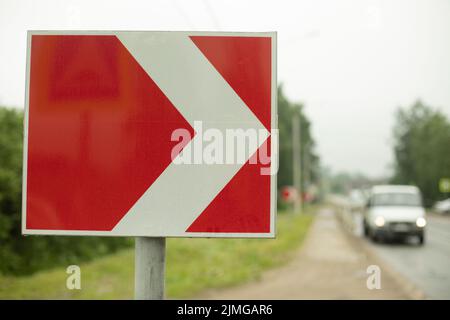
440 178 450 193
281 186 297 203
22 31 277 238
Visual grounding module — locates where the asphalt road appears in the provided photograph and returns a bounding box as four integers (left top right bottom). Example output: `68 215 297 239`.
353 213 450 299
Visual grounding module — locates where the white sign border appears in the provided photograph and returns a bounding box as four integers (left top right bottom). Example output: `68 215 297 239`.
22 30 277 238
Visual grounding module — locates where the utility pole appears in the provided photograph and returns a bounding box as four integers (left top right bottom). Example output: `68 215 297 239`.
304 141 310 203
292 113 302 213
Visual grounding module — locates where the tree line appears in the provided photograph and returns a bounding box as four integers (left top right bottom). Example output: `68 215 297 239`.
277 86 320 203
391 100 450 207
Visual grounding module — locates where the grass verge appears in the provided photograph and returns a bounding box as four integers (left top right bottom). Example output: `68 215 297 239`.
0 210 314 299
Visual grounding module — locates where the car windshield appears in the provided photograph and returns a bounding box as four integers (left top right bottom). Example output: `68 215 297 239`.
371 193 422 207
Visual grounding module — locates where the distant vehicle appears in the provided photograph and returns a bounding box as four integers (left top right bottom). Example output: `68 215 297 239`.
363 185 426 245
434 198 450 214
349 189 367 209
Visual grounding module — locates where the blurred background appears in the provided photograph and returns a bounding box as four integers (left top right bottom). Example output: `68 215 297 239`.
0 0 449 299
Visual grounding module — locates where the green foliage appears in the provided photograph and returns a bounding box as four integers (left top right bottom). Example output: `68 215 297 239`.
277 86 320 191
0 211 314 299
0 106 132 276
391 101 450 207
322 169 377 195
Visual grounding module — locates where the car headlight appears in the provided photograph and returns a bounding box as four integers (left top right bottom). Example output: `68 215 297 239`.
374 216 385 227
416 217 426 228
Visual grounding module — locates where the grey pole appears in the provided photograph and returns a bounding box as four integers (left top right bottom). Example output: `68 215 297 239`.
135 237 166 300
292 113 302 213
304 141 310 198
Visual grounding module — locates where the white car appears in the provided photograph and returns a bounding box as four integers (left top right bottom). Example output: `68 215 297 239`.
434 198 450 214
363 185 426 245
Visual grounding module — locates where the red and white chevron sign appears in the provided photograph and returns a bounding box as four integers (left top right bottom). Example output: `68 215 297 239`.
22 31 277 237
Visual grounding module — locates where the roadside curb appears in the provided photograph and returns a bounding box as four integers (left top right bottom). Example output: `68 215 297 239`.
336 213 427 300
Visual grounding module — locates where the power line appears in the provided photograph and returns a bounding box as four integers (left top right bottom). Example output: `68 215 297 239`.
202 0 221 31
172 0 196 30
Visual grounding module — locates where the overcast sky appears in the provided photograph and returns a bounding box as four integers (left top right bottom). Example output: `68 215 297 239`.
1 0 449 177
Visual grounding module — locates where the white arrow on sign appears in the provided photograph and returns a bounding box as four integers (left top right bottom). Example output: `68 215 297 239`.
112 33 270 236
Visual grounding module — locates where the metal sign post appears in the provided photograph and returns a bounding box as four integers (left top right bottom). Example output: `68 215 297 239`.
135 237 166 300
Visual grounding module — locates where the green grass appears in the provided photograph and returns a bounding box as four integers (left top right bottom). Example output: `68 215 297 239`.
0 211 313 299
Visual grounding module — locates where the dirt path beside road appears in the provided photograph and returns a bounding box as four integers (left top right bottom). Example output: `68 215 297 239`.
199 208 411 299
